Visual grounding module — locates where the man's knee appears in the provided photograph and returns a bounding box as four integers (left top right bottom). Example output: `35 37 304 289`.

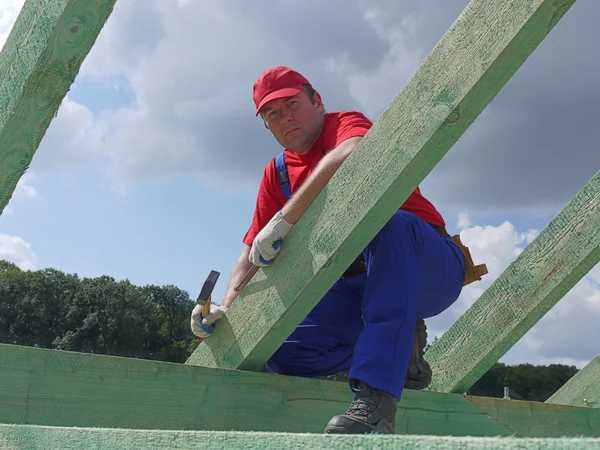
375 210 425 246
267 342 353 378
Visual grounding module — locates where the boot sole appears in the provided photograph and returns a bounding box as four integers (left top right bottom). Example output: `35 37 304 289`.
324 425 392 435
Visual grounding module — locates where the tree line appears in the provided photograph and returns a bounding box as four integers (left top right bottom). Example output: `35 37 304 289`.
424 337 579 401
0 259 578 401
0 259 199 363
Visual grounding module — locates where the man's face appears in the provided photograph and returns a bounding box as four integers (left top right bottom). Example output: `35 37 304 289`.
260 90 325 154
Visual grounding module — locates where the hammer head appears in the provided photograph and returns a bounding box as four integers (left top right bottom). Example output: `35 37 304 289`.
196 270 220 307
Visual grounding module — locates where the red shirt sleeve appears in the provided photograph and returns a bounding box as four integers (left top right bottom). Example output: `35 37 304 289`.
324 111 373 149
242 111 373 246
242 159 286 246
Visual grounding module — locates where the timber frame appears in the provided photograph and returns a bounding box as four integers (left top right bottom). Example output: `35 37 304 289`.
0 0 598 448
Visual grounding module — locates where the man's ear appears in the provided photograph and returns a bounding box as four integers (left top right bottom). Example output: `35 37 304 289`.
313 91 324 112
258 112 269 129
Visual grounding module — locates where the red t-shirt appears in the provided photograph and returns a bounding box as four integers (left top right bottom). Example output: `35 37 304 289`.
243 111 445 246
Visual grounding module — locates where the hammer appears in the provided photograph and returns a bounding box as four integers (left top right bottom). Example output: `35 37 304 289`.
196 269 220 342
234 265 260 293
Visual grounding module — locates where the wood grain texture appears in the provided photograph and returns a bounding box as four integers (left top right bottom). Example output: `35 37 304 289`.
2 425 600 450
546 354 600 408
425 171 600 394
186 0 576 372
6 343 600 437
0 0 116 214
466 395 600 438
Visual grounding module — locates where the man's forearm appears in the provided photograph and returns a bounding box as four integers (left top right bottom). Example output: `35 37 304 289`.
221 245 254 308
282 136 362 224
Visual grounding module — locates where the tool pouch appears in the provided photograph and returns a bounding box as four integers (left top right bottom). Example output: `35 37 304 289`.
451 234 488 286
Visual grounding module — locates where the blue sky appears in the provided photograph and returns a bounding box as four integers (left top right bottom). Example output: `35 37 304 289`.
1 0 599 369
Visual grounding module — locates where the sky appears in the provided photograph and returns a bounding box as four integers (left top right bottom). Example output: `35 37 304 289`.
0 0 599 369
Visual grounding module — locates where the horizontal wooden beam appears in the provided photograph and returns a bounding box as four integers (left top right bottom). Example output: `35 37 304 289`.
425 171 600 394
0 0 117 214
466 395 600 438
0 344 508 436
2 344 600 438
186 0 576 372
2 425 600 450
546 354 600 408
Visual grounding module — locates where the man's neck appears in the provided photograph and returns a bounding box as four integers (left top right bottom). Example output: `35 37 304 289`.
287 118 326 156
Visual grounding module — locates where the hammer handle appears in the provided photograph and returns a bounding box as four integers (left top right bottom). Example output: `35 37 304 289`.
234 265 260 293
201 295 212 318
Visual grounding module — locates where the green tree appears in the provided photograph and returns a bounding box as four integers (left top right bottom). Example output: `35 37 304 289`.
1 260 199 363
26 268 80 348
0 260 30 345
53 276 154 358
468 362 579 401
3 258 580 390
142 284 198 362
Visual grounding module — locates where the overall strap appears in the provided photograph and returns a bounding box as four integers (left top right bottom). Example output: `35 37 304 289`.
274 151 291 201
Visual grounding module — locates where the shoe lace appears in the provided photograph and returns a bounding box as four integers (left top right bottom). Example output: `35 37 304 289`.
347 385 383 418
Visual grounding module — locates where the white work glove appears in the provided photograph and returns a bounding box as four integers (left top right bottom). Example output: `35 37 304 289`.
249 210 294 266
190 303 228 339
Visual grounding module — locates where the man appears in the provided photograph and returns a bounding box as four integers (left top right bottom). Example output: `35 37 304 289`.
191 66 466 434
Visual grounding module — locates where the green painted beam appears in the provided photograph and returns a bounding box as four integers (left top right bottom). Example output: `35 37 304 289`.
546 354 600 408
3 425 600 450
466 395 600 438
0 0 117 214
185 0 576 372
4 344 600 437
0 344 511 437
425 171 600 394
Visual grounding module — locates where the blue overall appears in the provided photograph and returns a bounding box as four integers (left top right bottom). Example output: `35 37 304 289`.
265 152 465 399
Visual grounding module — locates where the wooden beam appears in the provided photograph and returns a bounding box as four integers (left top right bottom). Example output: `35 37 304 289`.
0 344 510 436
425 171 600 394
466 395 600 438
185 0 576 372
2 425 600 450
3 344 600 437
546 354 600 408
0 0 117 214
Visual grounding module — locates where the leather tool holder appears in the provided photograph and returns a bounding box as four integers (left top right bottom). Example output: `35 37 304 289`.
451 234 488 286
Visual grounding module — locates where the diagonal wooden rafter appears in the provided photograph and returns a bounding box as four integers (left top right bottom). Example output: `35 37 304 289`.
546 353 600 408
425 171 600 394
2 344 600 437
0 0 117 214
185 0 577 372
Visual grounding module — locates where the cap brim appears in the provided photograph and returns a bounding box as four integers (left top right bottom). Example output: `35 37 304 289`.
255 86 303 116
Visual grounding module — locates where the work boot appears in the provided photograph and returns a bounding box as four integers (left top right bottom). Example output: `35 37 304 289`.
324 380 398 434
404 319 432 390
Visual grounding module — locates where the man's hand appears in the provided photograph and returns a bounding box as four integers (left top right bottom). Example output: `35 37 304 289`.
250 210 294 266
190 303 228 338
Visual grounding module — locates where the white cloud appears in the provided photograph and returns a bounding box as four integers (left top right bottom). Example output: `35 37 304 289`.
5 0 597 213
28 0 398 192
443 218 539 316
2 171 39 215
427 213 600 369
586 292 600 308
31 97 101 174
331 7 425 117
457 212 471 230
2 1 102 177
0 234 37 271
13 172 38 199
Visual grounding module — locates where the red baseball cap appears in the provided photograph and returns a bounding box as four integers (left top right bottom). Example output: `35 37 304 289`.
253 66 311 116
